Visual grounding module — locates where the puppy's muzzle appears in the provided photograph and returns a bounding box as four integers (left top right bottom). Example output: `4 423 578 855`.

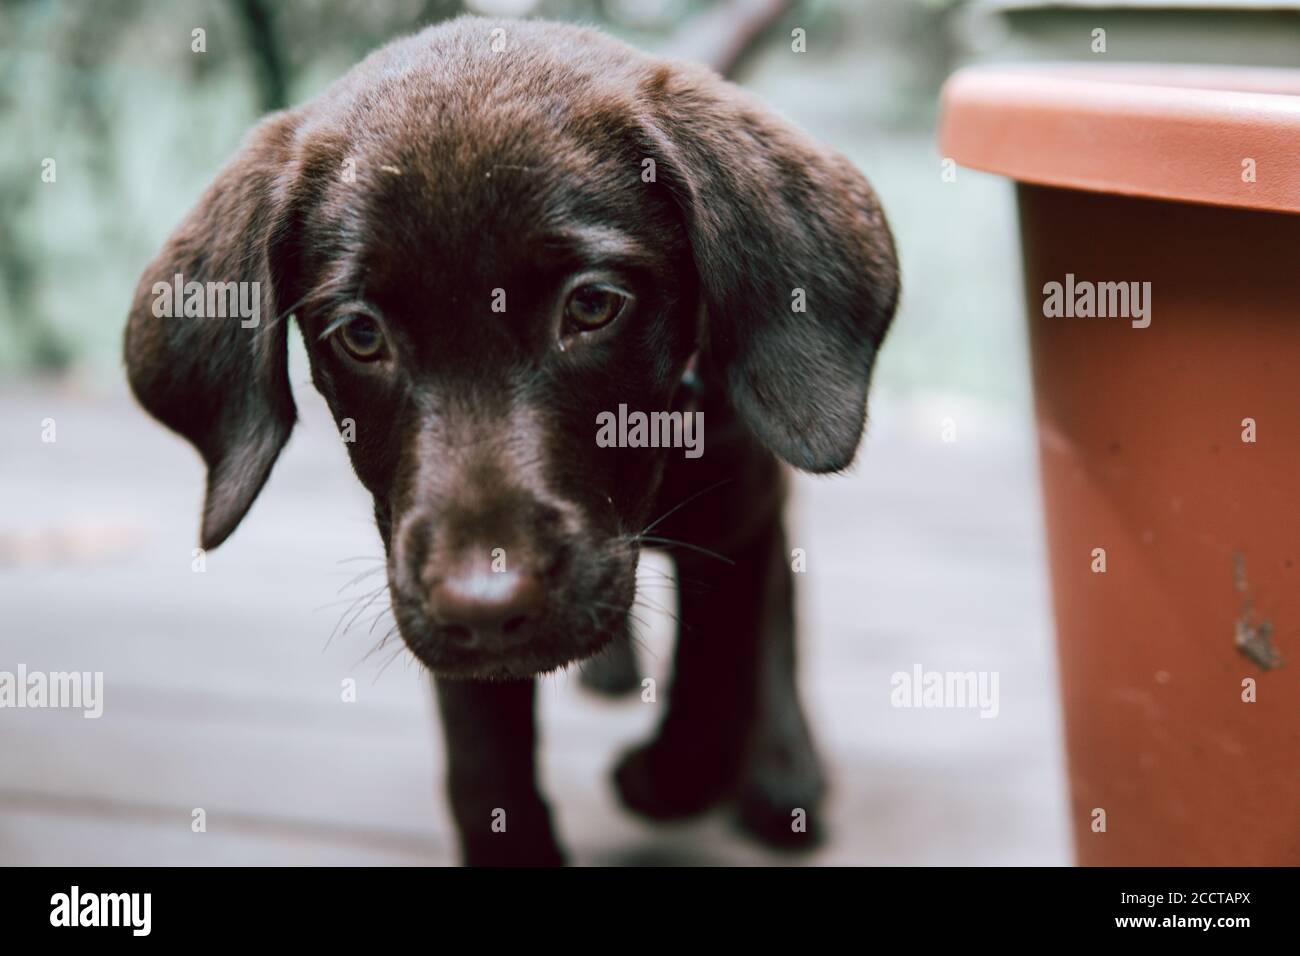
389 493 620 677
425 560 545 651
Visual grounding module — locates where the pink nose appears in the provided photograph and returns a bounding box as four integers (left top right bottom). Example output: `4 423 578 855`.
427 567 545 647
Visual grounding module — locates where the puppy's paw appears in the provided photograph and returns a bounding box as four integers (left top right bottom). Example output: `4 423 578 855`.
455 800 566 867
735 736 827 851
461 836 566 867
612 736 738 820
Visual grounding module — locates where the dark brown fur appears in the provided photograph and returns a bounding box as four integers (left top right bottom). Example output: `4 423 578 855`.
124 16 898 865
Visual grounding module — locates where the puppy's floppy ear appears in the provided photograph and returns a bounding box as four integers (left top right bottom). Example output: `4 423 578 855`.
124 110 303 549
642 63 899 472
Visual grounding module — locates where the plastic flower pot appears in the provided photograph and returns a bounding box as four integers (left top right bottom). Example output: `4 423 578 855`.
939 64 1299 866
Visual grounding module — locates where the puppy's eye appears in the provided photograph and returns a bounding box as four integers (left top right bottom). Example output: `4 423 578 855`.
564 284 628 332
334 315 388 362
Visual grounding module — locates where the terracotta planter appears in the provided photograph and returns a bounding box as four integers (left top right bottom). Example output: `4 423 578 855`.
940 65 1299 866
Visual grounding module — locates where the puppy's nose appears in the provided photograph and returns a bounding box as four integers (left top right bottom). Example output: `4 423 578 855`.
428 567 544 647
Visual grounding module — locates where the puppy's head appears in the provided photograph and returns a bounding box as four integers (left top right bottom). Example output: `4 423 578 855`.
124 18 898 679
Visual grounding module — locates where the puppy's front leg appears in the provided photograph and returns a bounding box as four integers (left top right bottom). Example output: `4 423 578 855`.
614 510 826 847
434 677 564 866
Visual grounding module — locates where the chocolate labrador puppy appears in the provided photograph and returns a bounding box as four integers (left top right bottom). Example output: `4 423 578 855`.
124 16 898 865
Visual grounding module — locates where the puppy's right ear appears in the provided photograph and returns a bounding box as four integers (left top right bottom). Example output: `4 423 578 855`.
639 63 899 473
124 111 303 550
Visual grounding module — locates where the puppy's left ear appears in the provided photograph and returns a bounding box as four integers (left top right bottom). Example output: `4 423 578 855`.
642 63 899 472
124 110 304 549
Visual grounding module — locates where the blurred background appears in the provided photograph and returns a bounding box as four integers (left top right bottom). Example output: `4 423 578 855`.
1 0 1294 864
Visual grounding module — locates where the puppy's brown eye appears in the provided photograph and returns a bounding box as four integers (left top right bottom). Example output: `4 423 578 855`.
335 315 388 361
565 284 628 331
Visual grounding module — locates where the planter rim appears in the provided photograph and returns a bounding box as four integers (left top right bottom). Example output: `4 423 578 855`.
938 63 1300 214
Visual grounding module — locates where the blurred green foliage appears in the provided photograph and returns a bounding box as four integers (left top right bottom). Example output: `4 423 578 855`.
0 0 770 377
0 0 902 381
2 0 1291 402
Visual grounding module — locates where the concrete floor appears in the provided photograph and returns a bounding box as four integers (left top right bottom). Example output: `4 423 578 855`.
0 373 1071 865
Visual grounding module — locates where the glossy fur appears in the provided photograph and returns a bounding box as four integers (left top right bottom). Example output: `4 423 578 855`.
124 16 898 864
